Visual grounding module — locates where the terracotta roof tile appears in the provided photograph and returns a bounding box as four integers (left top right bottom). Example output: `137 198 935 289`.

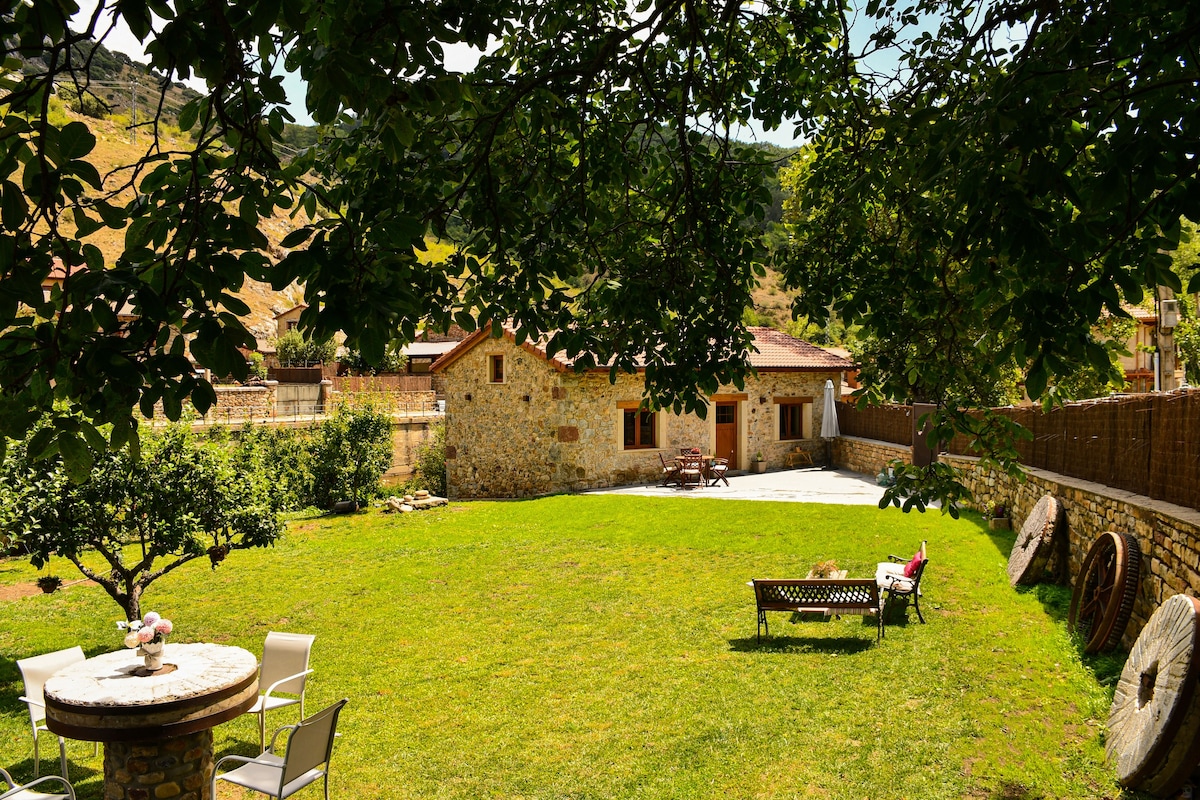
745 327 855 369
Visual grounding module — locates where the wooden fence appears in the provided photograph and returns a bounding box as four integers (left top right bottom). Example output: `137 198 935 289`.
838 392 1200 511
835 402 913 446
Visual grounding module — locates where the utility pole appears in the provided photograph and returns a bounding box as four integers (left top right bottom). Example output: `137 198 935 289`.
1157 285 1179 391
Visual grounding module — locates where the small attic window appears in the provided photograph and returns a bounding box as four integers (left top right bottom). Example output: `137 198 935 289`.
488 354 505 384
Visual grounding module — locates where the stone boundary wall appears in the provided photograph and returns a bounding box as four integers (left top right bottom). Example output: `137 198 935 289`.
833 435 912 478
212 384 275 416
835 435 1200 649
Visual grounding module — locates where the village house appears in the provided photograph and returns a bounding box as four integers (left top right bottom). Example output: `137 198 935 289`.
431 325 854 498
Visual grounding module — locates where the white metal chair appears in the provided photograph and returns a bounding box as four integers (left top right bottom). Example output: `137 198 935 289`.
0 766 75 800
17 646 96 779
242 632 316 751
214 699 348 800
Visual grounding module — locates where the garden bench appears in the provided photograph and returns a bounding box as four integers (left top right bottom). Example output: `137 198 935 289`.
751 578 883 642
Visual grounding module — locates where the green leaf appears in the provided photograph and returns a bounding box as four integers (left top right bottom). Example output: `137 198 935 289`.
59 122 96 160
2 180 28 229
57 432 94 483
280 227 313 248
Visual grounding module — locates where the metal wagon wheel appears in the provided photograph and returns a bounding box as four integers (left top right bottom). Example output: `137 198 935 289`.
1068 531 1141 654
1107 594 1200 796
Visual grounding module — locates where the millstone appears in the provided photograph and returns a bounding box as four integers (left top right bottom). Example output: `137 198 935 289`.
1006 494 1063 586
1107 594 1200 795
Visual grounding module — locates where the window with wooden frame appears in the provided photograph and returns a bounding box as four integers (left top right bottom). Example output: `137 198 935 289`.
488 354 505 384
775 397 812 440
620 407 657 449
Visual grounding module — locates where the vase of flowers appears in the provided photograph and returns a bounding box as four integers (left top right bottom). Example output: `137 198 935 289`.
123 612 173 672
989 504 1011 530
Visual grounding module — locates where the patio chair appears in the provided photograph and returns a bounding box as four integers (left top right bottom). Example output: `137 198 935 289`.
17 646 97 780
707 457 729 487
677 453 705 489
876 540 926 587
241 632 316 751
213 699 348 800
880 556 929 624
658 453 681 487
0 767 75 800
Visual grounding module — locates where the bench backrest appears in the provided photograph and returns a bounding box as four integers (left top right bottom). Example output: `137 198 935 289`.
753 578 880 612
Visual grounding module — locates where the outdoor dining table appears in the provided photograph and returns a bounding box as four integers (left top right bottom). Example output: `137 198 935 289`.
43 643 259 800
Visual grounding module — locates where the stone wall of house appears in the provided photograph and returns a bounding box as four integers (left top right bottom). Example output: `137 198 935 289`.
833 434 913 478
835 435 1200 649
442 335 841 498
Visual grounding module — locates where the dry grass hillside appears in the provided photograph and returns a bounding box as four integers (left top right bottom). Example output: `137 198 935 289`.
57 108 306 342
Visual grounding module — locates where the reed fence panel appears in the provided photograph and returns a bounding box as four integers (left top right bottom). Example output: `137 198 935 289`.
835 391 1200 511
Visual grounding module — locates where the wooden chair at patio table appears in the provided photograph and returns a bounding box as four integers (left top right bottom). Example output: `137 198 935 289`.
707 457 729 486
676 454 706 489
658 453 681 487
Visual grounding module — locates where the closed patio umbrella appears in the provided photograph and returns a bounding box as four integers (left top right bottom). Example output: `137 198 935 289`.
820 379 839 469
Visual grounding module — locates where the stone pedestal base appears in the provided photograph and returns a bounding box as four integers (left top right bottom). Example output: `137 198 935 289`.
103 729 212 800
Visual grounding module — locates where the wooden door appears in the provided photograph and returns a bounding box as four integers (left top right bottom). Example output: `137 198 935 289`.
714 402 738 469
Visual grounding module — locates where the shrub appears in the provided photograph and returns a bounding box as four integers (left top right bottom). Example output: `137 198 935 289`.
275 329 337 366
55 83 110 118
308 402 393 508
247 351 268 381
232 424 313 512
412 420 446 496
339 347 408 375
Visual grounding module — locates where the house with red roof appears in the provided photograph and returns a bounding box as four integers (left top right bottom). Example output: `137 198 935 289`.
431 325 854 498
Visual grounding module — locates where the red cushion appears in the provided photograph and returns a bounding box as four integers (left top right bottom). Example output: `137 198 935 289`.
903 552 923 578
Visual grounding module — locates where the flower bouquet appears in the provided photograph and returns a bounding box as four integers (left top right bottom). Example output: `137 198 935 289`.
123 612 173 671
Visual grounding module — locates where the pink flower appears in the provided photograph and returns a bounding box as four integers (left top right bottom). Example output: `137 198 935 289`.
142 611 160 627
137 626 155 643
154 619 173 636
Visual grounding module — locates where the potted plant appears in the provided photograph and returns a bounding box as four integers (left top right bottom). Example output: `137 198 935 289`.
750 452 767 473
989 503 1011 530
36 575 63 594
809 559 840 578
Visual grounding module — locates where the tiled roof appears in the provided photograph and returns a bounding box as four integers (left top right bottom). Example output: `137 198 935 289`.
745 327 856 369
432 323 855 373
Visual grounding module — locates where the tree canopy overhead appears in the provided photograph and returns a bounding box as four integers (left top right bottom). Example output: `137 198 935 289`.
2 0 1198 486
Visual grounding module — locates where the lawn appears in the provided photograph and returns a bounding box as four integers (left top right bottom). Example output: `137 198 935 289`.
0 495 1137 799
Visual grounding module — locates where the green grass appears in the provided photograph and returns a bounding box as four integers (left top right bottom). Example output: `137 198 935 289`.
0 496 1141 799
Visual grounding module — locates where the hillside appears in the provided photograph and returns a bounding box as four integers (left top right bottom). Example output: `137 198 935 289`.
40 36 805 340
52 107 306 342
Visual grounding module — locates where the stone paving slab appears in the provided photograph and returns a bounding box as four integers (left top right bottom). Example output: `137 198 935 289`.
589 467 888 505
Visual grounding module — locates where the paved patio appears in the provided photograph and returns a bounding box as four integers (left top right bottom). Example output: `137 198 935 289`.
589 466 888 505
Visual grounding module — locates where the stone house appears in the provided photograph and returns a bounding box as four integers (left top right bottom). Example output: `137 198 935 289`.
431 325 854 498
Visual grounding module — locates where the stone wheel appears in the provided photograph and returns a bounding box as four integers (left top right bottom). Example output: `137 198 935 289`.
1107 594 1200 795
1068 531 1141 654
1006 495 1062 586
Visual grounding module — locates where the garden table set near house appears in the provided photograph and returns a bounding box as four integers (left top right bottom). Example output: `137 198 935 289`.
660 448 730 489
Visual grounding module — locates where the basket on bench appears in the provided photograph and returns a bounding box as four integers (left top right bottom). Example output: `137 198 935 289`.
751 578 884 643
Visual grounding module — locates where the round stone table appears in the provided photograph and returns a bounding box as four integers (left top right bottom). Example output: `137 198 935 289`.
43 643 259 800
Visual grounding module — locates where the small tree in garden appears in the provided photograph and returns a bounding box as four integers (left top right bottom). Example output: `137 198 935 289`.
0 421 282 621
308 403 393 509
